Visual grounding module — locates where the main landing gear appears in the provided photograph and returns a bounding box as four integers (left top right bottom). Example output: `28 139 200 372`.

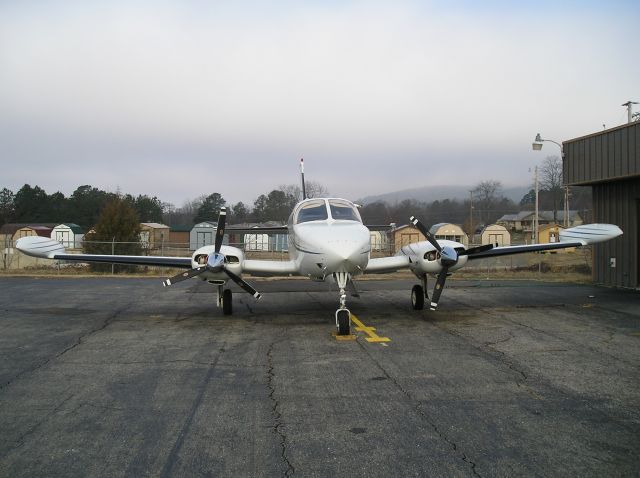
411 274 429 310
334 272 352 336
217 285 233 315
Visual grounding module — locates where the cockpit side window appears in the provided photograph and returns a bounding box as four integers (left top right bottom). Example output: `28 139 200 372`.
328 200 361 222
295 200 328 224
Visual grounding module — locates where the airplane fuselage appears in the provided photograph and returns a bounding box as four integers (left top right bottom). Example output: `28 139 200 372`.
288 198 371 280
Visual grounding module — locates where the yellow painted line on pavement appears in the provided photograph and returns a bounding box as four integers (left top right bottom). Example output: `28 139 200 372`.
350 314 390 343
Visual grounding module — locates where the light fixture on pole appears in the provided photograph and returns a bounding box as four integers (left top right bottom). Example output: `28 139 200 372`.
532 132 569 227
532 133 543 151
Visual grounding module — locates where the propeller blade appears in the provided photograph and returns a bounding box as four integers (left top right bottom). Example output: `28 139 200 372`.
224 268 262 299
163 266 206 287
214 207 227 253
460 243 494 256
410 215 442 252
430 267 449 311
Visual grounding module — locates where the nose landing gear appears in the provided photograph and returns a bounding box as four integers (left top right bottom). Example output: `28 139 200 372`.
334 272 352 336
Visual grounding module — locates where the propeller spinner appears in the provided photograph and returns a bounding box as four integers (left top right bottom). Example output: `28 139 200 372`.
163 207 261 299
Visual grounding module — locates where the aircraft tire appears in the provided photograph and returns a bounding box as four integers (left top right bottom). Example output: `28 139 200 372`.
411 285 424 310
336 309 350 335
223 289 233 315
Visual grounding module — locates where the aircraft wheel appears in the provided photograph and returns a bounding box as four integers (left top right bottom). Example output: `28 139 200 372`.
222 289 233 315
411 285 424 310
336 309 351 335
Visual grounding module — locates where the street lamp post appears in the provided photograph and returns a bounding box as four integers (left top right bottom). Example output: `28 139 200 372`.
532 133 569 227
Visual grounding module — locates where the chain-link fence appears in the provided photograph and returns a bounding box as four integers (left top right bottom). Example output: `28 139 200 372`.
1 236 593 278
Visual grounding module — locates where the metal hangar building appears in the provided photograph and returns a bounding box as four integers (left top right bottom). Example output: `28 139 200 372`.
564 121 639 288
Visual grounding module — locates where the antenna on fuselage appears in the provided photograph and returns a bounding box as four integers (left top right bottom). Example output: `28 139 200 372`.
300 158 307 200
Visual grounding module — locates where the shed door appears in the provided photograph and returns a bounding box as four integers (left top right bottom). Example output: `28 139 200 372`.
55 230 71 247
197 231 213 247
489 233 503 246
401 233 419 247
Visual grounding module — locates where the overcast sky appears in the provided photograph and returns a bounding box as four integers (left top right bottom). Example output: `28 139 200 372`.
1 0 638 206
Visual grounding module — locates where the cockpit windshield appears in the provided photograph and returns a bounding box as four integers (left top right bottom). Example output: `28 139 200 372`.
328 200 361 222
295 200 328 224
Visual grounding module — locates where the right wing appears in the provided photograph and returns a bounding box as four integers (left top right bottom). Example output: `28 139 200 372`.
242 259 300 277
16 236 193 269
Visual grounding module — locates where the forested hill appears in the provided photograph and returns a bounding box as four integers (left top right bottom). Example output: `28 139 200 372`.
358 185 529 205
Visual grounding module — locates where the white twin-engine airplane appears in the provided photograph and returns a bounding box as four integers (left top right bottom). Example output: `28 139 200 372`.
16 166 622 336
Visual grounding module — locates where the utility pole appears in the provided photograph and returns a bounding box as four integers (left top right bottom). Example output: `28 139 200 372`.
622 101 638 124
469 190 474 239
564 186 570 227
534 166 539 243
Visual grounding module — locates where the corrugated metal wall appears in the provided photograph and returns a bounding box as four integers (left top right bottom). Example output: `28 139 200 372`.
592 178 639 288
564 122 640 186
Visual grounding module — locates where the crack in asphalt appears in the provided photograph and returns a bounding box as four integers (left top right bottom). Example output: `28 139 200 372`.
266 340 295 477
60 359 219 366
0 302 132 391
160 342 227 478
428 315 529 388
1 392 76 459
356 340 482 478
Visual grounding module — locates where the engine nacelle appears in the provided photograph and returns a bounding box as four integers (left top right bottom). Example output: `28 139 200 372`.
397 239 468 276
192 245 245 282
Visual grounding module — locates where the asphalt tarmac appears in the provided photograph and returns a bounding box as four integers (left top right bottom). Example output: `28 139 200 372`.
0 277 638 477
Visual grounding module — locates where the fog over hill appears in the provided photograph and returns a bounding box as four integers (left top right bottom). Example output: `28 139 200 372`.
357 185 529 205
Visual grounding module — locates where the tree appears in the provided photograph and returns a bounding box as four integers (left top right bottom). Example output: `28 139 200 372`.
252 190 296 222
13 184 50 221
279 181 330 201
472 180 503 224
48 191 68 223
230 202 250 224
162 198 201 226
539 156 563 222
84 197 142 272
126 194 164 223
359 201 392 224
193 193 226 224
69 185 115 228
0 188 15 226
519 189 536 208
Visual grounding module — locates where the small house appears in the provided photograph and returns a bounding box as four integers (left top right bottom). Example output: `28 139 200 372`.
190 222 229 250
51 223 85 249
168 225 191 247
538 223 564 244
391 224 425 252
139 222 170 250
479 224 510 246
429 223 469 247
370 230 390 252
13 225 53 242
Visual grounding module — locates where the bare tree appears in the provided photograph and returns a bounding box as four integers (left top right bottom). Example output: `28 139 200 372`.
279 181 330 201
472 180 503 225
539 155 563 222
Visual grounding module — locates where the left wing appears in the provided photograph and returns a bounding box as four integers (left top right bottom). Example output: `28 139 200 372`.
16 236 192 269
364 255 411 274
466 224 623 260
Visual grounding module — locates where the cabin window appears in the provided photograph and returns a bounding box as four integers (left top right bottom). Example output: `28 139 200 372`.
328 200 361 222
296 200 328 224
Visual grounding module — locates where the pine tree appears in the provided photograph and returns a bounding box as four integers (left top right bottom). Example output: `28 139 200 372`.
84 197 142 272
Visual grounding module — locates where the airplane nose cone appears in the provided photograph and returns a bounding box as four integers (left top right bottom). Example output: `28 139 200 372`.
333 241 363 261
325 238 368 272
